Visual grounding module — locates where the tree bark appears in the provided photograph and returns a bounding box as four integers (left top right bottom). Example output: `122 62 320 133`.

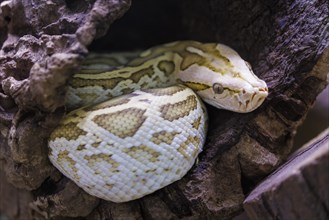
244 128 329 220
0 0 328 219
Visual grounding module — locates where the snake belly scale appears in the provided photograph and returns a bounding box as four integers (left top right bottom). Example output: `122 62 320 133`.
48 41 268 202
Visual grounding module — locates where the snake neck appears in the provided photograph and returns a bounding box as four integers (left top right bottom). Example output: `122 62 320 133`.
70 40 225 90
67 42 205 108
70 52 180 90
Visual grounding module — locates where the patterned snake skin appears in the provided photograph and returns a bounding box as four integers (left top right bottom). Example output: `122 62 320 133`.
48 41 268 202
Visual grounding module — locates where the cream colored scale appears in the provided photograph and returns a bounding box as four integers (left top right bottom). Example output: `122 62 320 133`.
49 41 268 202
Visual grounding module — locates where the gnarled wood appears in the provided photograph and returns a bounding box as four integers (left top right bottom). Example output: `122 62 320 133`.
244 128 329 220
0 0 328 219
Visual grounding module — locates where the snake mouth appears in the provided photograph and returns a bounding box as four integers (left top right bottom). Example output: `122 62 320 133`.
238 88 268 112
197 86 268 113
258 87 268 93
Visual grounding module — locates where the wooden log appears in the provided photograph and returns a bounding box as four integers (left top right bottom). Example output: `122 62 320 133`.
0 0 328 219
244 128 329 220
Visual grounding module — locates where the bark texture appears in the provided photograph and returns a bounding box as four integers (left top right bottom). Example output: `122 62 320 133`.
244 128 329 220
0 0 131 219
0 0 328 219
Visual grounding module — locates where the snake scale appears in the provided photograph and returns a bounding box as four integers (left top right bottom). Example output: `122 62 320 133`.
48 41 268 202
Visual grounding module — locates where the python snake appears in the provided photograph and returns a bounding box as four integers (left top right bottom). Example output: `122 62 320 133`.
48 41 268 202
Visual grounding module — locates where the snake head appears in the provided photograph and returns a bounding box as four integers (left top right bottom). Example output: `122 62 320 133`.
178 43 268 113
205 71 269 113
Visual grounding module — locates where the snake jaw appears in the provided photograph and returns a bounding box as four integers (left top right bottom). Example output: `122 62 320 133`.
238 86 268 112
196 80 268 113
236 78 268 112
230 84 268 113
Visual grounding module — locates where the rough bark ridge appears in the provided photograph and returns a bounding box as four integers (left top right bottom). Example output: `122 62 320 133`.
244 128 329 220
0 0 328 219
0 0 131 219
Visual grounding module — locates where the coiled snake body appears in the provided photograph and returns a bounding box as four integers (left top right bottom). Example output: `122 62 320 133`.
49 41 268 202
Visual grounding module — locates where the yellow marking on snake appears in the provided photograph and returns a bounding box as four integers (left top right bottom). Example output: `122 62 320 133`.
183 81 211 91
49 40 268 203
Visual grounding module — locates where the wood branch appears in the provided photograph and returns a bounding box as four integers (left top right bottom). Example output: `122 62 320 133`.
244 128 329 220
0 0 328 219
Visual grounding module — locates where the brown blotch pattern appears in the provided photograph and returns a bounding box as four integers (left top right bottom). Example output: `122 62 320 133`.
123 145 161 163
70 66 154 101
140 81 150 88
50 122 87 141
129 66 154 83
175 168 182 175
160 95 198 121
80 68 115 74
178 43 232 72
70 66 153 90
84 95 132 112
84 153 119 175
120 87 134 95
158 60 175 77
91 141 102 148
151 131 181 145
76 144 86 151
57 150 79 179
143 85 186 96
127 41 231 73
177 135 201 159
68 108 88 118
92 108 147 138
192 116 202 130
75 92 100 103
180 52 204 71
70 76 124 90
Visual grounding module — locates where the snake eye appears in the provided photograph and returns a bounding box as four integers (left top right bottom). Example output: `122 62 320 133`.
213 83 224 94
